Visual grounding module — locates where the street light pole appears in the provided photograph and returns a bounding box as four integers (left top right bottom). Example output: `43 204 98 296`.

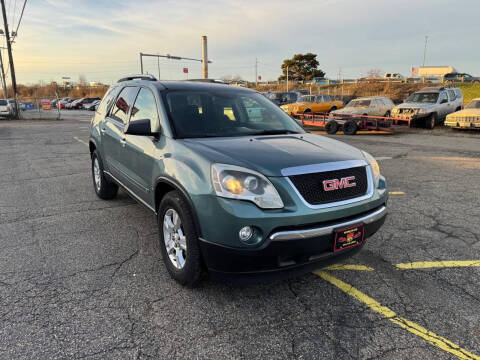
422 35 428 67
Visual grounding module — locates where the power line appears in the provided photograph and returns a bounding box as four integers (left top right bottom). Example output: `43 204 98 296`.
11 0 26 40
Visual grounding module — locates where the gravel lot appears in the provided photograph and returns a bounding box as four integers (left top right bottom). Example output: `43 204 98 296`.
0 119 479 359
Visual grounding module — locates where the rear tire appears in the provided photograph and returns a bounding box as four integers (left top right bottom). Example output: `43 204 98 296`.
325 120 339 134
384 110 391 117
425 113 436 129
158 191 203 286
91 150 118 200
343 120 358 135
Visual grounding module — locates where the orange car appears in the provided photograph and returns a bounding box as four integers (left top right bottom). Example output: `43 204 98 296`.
281 94 343 115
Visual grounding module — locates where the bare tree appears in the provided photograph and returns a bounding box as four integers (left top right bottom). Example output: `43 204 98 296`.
366 68 383 78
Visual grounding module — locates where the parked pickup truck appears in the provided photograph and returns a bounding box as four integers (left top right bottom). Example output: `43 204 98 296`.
391 87 463 129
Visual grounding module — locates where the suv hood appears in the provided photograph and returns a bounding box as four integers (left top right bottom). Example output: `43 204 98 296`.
181 134 365 177
332 107 367 115
395 102 435 110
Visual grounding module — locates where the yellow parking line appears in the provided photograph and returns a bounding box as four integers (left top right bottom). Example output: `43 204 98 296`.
323 264 374 271
388 191 405 195
314 270 480 360
73 136 88 147
396 260 480 270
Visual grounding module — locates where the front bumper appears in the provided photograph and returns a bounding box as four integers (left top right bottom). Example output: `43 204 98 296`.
445 120 480 129
199 205 387 280
391 112 429 120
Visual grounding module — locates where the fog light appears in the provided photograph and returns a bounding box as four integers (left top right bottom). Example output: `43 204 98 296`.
239 226 253 242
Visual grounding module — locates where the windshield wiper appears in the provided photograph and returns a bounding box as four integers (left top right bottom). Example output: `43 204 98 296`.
247 129 301 136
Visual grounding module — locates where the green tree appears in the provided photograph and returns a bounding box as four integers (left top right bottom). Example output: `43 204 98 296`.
279 53 325 81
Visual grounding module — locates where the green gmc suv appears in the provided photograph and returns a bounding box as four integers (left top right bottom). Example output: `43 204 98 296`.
89 75 387 285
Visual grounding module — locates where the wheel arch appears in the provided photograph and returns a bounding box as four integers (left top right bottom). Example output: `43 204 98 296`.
154 176 203 237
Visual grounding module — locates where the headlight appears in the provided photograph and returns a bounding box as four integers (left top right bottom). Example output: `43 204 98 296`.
211 163 284 209
416 108 427 114
362 151 380 186
391 108 398 114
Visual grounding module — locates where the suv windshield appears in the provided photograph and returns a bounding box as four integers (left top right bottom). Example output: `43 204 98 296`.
406 92 439 103
0 99 7 106
465 100 480 109
266 92 283 100
346 99 370 108
164 90 304 138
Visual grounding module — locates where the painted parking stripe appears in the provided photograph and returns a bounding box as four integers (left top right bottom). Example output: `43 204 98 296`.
73 136 88 147
315 270 480 360
388 191 405 195
323 264 374 271
396 260 480 270
375 157 393 161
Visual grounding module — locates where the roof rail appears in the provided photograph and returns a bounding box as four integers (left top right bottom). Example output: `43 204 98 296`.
117 74 157 83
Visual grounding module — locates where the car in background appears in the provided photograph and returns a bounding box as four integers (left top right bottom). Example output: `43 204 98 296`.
80 97 101 109
444 73 480 83
58 98 73 109
70 97 100 110
266 91 299 106
0 98 10 118
66 98 82 109
281 94 343 115
384 73 405 81
445 98 480 129
332 96 394 118
23 102 35 110
84 99 101 111
391 87 463 129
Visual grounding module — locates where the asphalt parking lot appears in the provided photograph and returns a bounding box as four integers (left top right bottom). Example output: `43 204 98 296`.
0 119 479 359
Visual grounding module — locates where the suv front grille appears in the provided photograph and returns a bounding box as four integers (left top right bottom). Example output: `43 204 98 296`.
289 166 368 205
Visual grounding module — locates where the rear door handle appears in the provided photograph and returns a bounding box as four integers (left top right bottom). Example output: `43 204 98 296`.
120 138 126 147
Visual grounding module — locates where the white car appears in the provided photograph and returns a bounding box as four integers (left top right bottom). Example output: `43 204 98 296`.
332 96 395 118
0 99 10 118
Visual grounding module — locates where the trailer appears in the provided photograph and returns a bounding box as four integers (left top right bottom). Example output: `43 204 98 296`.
296 113 413 135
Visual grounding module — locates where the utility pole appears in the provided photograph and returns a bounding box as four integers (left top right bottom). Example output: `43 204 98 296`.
0 48 7 99
1 0 18 116
157 56 160 80
201 35 208 79
255 57 258 86
422 35 428 67
140 52 144 74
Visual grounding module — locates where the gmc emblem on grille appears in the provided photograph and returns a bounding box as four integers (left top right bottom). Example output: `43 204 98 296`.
322 176 356 191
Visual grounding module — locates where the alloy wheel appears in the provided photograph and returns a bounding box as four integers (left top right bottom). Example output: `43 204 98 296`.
163 208 187 269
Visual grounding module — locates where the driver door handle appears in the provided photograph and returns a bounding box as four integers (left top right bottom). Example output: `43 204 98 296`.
100 127 106 134
120 138 126 147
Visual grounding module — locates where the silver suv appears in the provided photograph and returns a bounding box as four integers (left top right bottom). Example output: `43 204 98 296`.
391 87 463 129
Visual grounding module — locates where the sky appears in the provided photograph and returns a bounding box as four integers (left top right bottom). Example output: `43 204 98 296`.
5 0 480 85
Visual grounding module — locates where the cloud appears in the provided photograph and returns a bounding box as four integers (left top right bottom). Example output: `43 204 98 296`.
11 0 480 83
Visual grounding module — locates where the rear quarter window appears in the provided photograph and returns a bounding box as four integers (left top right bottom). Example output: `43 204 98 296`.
97 86 119 115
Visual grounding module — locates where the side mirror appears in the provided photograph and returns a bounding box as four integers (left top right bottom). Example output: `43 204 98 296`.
440 99 448 104
125 119 159 136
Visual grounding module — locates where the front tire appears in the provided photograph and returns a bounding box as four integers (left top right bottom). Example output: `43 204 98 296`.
425 113 436 129
91 150 118 199
158 191 203 286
